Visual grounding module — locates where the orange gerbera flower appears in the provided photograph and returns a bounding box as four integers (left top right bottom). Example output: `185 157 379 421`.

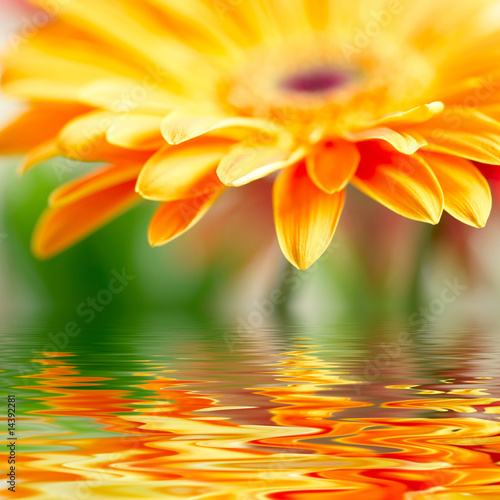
1 0 500 268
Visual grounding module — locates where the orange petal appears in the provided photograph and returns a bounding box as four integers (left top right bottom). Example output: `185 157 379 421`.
18 141 59 175
413 108 500 164
306 140 360 193
0 104 88 154
423 153 492 227
273 161 345 270
136 139 230 201
353 143 444 224
148 190 224 247
33 180 140 259
50 163 142 206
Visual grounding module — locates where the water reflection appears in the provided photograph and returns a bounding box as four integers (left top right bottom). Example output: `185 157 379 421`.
3 323 500 499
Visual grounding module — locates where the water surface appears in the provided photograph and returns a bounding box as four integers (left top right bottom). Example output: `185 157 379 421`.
2 321 500 499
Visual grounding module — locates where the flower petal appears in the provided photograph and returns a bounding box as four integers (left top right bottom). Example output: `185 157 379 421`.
413 108 500 164
136 139 230 201
57 111 154 161
2 78 85 102
50 163 142 206
57 111 117 160
343 127 426 154
353 143 444 224
33 180 140 259
2 41 137 88
273 161 345 270
161 111 277 145
0 104 88 154
35 0 211 91
423 153 492 227
79 78 180 114
145 0 248 50
368 102 445 128
106 113 164 150
306 140 360 193
217 131 301 187
148 189 224 247
18 141 59 175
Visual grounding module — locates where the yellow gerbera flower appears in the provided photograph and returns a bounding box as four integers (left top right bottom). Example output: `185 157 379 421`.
2 0 500 268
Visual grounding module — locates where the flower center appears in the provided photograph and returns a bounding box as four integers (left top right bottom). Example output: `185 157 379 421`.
222 37 435 139
280 68 350 94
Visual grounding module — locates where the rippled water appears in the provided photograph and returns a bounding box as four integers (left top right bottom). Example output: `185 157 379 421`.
2 321 500 499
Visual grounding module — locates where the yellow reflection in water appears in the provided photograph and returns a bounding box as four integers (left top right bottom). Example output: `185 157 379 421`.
5 341 500 500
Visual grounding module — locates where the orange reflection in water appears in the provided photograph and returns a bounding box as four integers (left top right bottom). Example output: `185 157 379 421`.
5 342 500 500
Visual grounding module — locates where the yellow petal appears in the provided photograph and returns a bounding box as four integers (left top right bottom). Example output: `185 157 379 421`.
303 0 330 29
33 0 210 92
148 190 224 247
216 130 300 186
218 146 304 187
33 180 140 259
306 140 360 193
273 161 345 270
369 102 445 128
146 0 247 51
265 0 310 35
2 78 84 102
436 77 491 105
79 78 180 114
343 127 426 154
136 139 230 201
2 42 136 88
353 143 444 224
161 111 276 145
57 110 115 160
106 113 164 150
57 111 153 161
423 153 492 227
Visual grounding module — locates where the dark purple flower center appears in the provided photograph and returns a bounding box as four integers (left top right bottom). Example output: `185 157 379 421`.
281 68 350 94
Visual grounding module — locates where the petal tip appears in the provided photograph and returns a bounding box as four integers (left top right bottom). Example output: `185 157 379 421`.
428 101 445 114
282 253 314 271
31 236 53 261
428 209 443 225
164 135 182 146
